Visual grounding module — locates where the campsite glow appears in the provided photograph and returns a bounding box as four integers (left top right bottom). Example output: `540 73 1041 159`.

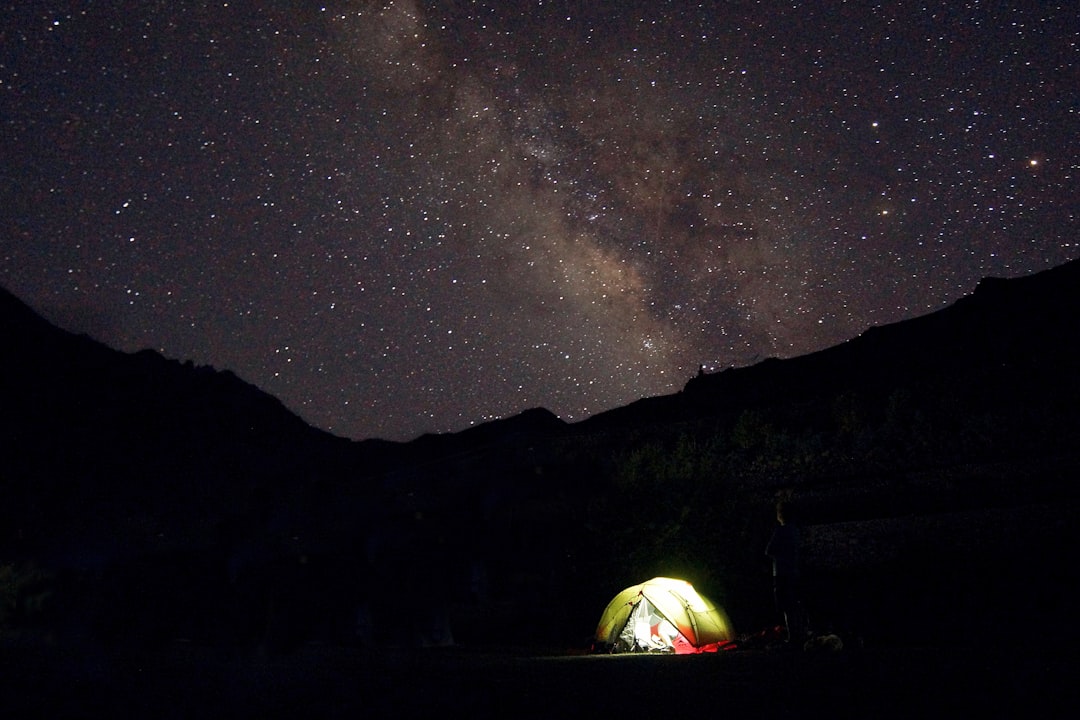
594 577 734 654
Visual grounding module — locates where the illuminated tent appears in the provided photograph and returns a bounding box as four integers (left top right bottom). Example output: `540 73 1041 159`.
594 577 734 654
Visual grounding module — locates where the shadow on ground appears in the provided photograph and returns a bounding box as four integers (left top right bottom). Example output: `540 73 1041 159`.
2 638 1076 719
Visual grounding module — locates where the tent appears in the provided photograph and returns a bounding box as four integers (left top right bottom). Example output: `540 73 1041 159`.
594 577 734 654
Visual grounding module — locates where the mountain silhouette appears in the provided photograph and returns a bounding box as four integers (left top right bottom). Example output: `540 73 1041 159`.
0 284 358 561
582 256 1080 436
1 257 1078 649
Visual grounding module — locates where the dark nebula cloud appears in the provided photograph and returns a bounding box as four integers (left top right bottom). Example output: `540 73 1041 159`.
2 1 1076 440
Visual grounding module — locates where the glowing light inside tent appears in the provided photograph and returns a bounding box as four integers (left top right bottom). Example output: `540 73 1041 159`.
594 577 735 654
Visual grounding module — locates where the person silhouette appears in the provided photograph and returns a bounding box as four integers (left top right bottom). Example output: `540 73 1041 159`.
766 499 806 643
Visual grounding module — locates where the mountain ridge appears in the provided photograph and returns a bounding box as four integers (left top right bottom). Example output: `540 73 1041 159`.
5 256 1078 455
576 258 1080 434
3 258 1078 490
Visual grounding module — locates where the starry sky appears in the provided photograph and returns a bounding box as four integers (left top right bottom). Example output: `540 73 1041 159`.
1 1 1076 442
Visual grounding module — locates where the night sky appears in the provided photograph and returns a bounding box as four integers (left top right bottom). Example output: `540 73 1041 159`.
2 2 1076 442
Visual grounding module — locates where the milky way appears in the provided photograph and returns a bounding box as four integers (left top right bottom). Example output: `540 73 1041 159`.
1 1 1076 441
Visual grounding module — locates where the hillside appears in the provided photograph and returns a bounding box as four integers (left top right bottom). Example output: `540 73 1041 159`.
0 285 360 561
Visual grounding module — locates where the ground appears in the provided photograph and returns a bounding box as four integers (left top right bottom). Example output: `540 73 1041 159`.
1 638 1076 719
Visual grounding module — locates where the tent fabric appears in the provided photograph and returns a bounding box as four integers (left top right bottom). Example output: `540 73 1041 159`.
595 577 734 654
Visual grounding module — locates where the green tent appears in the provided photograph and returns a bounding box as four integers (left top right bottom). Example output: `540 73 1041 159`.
594 577 734 653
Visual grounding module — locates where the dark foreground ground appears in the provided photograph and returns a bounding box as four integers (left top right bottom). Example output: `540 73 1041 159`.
2 637 1077 719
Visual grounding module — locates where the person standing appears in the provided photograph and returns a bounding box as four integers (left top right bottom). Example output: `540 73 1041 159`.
766 499 805 643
